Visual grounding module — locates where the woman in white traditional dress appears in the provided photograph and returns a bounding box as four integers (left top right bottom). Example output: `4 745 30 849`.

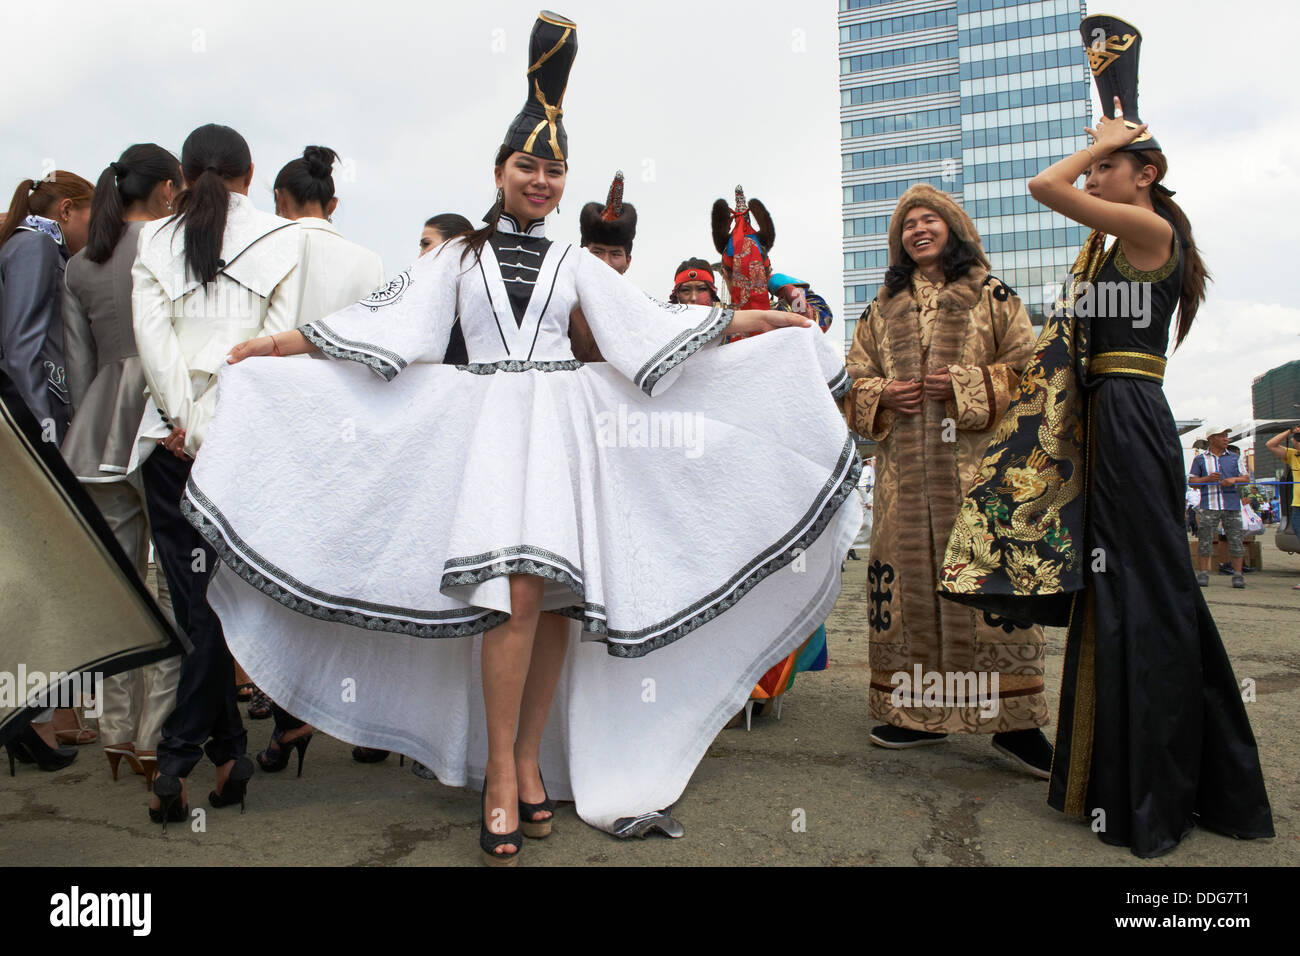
189 11 860 864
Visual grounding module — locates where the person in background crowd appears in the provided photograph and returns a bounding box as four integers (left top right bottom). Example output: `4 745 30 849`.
668 258 721 306
243 145 389 773
1 168 97 762
579 171 636 275
62 144 184 787
1 171 94 445
132 123 304 826
1189 427 1249 588
420 213 472 258
1265 424 1300 588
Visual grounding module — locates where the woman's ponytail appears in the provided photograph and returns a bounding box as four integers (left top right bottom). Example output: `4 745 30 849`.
172 124 252 284
85 144 180 264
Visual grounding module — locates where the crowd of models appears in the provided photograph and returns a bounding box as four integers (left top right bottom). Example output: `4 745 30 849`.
0 12 1281 863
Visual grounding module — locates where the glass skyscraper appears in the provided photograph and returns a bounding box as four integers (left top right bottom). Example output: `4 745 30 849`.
839 0 1093 352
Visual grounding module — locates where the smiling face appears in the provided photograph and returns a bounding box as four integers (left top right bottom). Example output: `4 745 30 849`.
1083 152 1157 204
900 206 948 270
495 151 565 223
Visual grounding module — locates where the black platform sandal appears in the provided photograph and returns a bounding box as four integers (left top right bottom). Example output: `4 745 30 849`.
481 780 522 866
518 770 555 839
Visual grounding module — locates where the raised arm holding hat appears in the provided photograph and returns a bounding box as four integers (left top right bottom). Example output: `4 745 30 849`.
939 14 1273 858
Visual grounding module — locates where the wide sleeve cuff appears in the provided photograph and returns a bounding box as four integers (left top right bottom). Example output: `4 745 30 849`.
949 364 995 430
575 250 732 397
297 241 463 381
846 376 894 441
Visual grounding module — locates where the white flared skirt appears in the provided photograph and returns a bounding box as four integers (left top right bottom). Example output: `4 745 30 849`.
184 327 861 831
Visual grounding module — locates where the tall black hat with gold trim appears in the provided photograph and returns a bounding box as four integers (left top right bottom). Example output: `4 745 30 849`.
580 171 637 249
503 11 577 160
1079 14 1159 152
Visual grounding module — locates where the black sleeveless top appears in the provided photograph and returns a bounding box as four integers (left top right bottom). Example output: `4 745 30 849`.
1084 206 1184 361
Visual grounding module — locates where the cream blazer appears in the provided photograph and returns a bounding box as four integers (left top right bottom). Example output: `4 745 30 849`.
131 192 302 459
293 217 384 326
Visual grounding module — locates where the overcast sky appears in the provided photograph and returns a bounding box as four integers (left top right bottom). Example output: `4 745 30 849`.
3 0 1296 449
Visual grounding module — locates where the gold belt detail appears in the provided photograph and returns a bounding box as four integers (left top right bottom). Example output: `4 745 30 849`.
1089 350 1166 383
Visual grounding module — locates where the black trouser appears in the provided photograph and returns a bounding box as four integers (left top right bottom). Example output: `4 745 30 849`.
142 450 246 777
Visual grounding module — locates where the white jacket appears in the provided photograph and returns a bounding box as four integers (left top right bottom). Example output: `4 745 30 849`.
293 217 384 326
132 192 302 458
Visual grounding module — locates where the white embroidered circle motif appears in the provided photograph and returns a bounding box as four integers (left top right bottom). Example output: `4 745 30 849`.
360 272 411 311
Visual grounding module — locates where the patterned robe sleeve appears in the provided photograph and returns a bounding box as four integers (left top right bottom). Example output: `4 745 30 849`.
573 250 732 397
947 278 1036 431
298 238 462 382
843 301 894 441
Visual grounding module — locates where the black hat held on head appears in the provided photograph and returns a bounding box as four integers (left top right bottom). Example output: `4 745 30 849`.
502 11 578 161
1079 13 1161 153
579 171 637 248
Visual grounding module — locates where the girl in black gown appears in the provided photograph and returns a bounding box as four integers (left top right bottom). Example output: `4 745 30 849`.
941 85 1274 857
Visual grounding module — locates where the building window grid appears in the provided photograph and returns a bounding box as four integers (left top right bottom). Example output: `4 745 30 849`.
845 176 964 205
843 106 962 139
958 10 1077 46
959 44 1081 80
961 25 1076 65
844 248 892 270
962 79 1087 114
840 7 958 43
842 41 958 76
843 214 894 237
958 0 1077 16
842 71 960 107
843 139 962 171
839 0 1088 342
841 0 911 11
963 98 1089 131
961 115 1086 150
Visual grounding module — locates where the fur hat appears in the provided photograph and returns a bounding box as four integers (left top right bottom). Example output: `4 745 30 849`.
580 170 637 251
887 184 989 270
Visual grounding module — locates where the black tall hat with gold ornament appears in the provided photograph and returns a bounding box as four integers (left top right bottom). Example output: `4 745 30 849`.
1079 14 1160 152
502 11 577 161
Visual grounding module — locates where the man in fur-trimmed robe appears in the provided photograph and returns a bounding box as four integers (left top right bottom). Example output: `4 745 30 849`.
841 184 1052 775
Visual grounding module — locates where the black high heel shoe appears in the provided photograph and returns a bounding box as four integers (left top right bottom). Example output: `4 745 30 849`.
5 725 77 775
209 756 254 812
149 774 188 832
481 780 522 867
257 726 312 776
518 770 555 840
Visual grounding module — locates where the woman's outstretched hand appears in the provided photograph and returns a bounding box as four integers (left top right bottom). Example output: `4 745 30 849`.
725 309 814 339
226 330 315 364
1084 96 1147 156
